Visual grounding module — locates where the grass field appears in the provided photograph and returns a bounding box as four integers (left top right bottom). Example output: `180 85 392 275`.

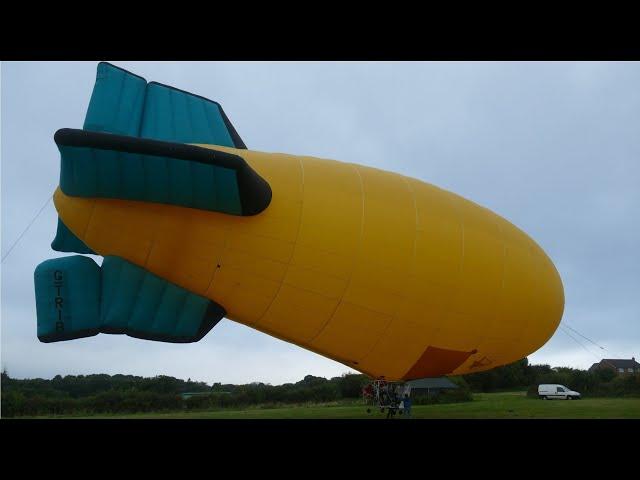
32 392 640 419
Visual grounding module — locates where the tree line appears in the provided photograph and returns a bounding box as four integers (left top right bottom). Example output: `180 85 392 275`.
2 358 638 417
0 370 370 417
459 358 640 397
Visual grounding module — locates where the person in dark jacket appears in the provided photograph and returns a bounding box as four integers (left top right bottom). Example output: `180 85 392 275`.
403 394 412 418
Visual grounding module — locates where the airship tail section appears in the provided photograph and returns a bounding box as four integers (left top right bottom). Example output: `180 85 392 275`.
54 128 271 216
51 218 96 255
50 61 256 252
35 255 225 343
83 62 246 148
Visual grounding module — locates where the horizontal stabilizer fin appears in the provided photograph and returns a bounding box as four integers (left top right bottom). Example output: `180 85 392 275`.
55 128 271 216
51 218 96 254
35 256 225 343
84 62 246 148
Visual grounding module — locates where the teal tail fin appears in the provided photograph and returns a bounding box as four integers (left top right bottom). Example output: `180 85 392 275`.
34 256 224 343
51 219 96 254
54 128 271 216
84 62 246 148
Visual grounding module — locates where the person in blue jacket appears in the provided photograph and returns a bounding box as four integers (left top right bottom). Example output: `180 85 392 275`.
403 394 412 418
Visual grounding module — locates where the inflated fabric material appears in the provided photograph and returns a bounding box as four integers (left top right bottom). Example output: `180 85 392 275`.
83 63 147 137
34 255 225 343
34 255 101 342
55 128 271 216
84 62 244 148
42 61 567 380
51 218 96 254
141 82 235 146
99 256 224 342
52 62 254 254
57 143 242 215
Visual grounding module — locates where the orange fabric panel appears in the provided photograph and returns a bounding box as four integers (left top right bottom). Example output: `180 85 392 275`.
403 346 477 380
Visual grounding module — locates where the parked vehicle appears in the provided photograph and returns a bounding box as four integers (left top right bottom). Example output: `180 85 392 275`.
538 384 581 400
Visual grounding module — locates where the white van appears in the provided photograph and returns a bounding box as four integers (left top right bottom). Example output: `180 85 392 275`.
538 384 581 400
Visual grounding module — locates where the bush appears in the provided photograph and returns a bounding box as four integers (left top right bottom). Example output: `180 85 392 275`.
526 385 539 398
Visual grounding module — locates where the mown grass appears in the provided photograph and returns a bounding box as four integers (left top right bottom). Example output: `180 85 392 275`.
25 392 640 419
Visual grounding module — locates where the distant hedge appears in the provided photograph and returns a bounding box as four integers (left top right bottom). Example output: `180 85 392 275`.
1 370 371 417
3 359 638 417
412 387 473 405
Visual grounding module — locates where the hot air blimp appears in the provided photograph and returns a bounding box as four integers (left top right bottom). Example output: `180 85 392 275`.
34 62 564 381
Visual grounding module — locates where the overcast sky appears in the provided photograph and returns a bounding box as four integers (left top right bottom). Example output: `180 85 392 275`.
1 61 639 384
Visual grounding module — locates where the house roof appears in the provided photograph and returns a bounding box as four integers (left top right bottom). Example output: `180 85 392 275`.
406 377 459 389
602 358 640 369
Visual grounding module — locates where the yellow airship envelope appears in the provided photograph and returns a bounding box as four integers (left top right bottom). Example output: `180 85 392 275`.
34 62 564 381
